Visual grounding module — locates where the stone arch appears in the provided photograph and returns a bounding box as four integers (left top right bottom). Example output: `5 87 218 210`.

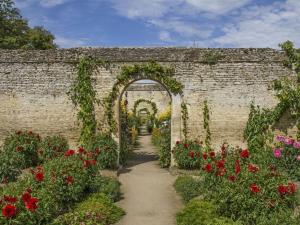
132 99 158 118
103 62 183 167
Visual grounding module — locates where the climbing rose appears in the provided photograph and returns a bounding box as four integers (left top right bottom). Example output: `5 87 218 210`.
216 159 225 169
35 172 44 182
250 184 261 193
188 151 195 158
203 153 208 160
235 160 241 174
25 197 38 211
66 176 74 185
278 185 288 195
240 149 249 158
293 141 300 149
273 149 282 158
65 149 75 156
287 182 297 194
228 175 236 182
248 164 259 173
204 163 212 172
184 143 189 148
176 141 180 145
2 204 16 219
78 147 85 154
4 196 17 203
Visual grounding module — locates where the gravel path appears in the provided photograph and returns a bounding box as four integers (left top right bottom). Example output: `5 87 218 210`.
115 135 182 225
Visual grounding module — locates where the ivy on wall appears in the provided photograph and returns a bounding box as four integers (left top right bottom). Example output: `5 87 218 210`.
104 61 184 133
68 57 109 147
132 98 158 117
244 41 300 150
181 102 188 142
203 99 211 148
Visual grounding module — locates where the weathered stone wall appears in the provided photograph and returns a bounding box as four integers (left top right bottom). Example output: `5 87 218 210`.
0 48 295 148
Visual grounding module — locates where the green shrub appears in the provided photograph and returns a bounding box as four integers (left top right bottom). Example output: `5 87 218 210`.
174 176 201 203
158 129 171 168
151 127 161 146
177 199 240 225
173 140 202 169
50 193 124 225
88 133 118 169
2 130 41 168
39 135 69 162
0 149 26 183
88 176 121 202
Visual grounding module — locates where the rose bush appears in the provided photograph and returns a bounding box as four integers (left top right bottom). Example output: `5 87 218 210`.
173 141 203 169
38 135 69 162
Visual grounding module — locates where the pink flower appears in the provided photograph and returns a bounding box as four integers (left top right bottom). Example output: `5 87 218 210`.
296 155 300 161
273 149 282 158
293 141 300 149
284 138 294 145
276 135 285 142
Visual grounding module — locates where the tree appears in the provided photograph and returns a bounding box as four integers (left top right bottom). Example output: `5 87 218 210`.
0 0 56 49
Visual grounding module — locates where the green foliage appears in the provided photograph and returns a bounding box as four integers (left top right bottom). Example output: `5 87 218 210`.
174 176 201 203
87 133 118 169
0 0 56 49
203 99 211 149
173 141 202 169
132 98 158 117
181 102 189 141
157 128 171 168
177 199 240 225
50 193 124 225
69 57 108 147
2 130 41 168
104 61 183 133
87 176 121 202
39 135 69 162
201 52 224 65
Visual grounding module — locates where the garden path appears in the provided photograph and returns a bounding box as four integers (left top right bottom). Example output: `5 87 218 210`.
115 135 182 225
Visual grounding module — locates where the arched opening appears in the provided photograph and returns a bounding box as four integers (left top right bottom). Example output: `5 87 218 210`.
118 79 174 167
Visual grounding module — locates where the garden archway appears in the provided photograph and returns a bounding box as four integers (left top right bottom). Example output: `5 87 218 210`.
104 62 183 167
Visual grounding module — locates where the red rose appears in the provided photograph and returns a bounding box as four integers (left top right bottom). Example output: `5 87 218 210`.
16 146 24 152
250 184 261 193
83 160 90 167
176 141 180 145
65 149 75 156
91 160 97 165
184 143 189 148
21 192 31 203
248 164 259 173
25 197 38 211
35 172 44 182
240 149 249 158
188 151 195 158
209 151 215 158
203 163 212 172
66 176 74 185
78 147 85 154
228 175 236 182
216 159 225 169
4 196 17 203
235 160 241 175
2 204 16 219
203 153 208 160
278 185 288 195
287 182 297 194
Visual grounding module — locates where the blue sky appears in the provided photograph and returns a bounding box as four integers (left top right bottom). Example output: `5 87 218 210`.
15 0 300 48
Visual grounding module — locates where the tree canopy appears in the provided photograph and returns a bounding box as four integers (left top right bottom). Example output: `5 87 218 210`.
0 0 57 49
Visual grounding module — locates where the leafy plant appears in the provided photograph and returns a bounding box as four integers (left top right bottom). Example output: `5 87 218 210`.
181 102 189 142
203 99 211 149
201 52 224 65
174 176 201 203
157 128 171 168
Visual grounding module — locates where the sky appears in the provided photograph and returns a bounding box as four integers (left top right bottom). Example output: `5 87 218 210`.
14 0 300 48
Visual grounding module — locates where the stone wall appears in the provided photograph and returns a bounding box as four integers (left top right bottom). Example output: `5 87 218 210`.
0 48 296 148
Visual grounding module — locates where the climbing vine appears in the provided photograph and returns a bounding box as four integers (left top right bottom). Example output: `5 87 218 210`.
203 99 211 148
104 61 183 133
181 102 189 142
132 98 158 117
201 52 224 65
68 56 109 147
244 40 300 150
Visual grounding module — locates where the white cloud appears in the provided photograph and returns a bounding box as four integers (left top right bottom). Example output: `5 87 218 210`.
40 0 70 7
55 36 88 48
159 31 173 42
15 0 71 8
186 0 251 14
210 1 300 47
